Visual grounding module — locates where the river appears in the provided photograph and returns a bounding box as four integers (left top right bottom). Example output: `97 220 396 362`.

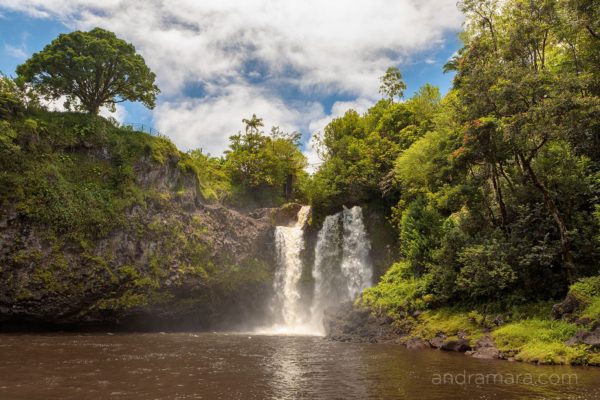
0 332 598 399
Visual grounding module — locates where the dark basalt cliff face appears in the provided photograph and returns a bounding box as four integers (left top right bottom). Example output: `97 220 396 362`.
0 119 289 331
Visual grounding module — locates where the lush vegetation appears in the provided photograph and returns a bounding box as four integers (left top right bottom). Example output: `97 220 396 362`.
16 27 159 115
224 114 308 207
306 0 600 364
0 22 309 322
1 0 599 363
312 0 599 306
0 77 273 322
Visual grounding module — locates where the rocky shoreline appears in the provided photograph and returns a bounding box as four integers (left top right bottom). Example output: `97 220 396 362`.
325 302 600 365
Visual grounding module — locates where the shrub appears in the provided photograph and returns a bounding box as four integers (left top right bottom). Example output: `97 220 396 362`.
360 261 428 317
456 240 517 300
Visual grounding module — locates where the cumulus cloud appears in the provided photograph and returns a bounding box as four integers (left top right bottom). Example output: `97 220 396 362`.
154 84 323 156
0 0 463 158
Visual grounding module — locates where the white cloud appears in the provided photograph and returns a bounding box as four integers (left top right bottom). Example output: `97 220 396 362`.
4 43 27 58
99 104 127 123
0 0 463 158
154 84 322 156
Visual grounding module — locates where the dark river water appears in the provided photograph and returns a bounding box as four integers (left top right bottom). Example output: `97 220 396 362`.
0 332 599 399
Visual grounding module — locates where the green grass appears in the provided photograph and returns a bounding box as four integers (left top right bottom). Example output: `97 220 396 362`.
581 296 600 320
410 308 484 341
361 256 600 366
360 261 427 318
567 276 600 322
588 352 600 366
569 276 600 302
491 319 588 364
493 319 578 351
515 342 590 365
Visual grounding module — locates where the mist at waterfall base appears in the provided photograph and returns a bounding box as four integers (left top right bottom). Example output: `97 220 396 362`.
254 206 373 336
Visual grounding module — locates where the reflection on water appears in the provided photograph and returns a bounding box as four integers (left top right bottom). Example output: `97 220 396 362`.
0 333 598 400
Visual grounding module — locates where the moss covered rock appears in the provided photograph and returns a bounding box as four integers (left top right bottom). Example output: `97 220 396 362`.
0 111 277 330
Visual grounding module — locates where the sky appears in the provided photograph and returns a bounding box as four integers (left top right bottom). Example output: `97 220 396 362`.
0 0 464 167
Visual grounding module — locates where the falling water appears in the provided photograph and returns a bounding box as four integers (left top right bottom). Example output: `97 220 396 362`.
340 207 373 300
267 205 312 334
311 206 372 332
256 205 372 336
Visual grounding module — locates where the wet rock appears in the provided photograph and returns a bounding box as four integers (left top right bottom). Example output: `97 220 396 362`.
566 327 600 348
325 303 403 343
429 335 446 349
471 335 500 359
565 330 587 346
406 338 431 350
441 339 472 353
249 203 304 227
0 150 284 330
474 344 500 359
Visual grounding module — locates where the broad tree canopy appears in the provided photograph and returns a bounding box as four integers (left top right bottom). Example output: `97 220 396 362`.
17 27 159 115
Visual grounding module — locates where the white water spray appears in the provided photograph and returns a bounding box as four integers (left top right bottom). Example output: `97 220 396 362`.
311 206 372 332
271 205 311 331
256 205 372 336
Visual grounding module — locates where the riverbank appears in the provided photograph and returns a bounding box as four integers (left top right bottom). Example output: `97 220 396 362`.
326 276 600 367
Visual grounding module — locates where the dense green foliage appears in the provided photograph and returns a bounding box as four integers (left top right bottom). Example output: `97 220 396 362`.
303 0 600 365
0 77 271 321
224 115 308 207
308 84 442 213
313 0 600 312
16 28 159 114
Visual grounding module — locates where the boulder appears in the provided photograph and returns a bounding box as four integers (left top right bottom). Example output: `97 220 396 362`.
470 335 500 359
250 203 304 227
441 339 472 352
551 294 580 320
429 335 446 349
405 338 431 350
566 327 600 348
325 303 403 343
472 345 500 359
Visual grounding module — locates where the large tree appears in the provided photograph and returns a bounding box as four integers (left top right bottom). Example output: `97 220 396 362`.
17 27 159 115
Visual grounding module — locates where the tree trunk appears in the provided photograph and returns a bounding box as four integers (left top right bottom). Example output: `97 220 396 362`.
490 162 509 234
519 154 575 282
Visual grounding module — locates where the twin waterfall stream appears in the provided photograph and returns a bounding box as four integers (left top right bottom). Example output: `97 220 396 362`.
259 206 373 336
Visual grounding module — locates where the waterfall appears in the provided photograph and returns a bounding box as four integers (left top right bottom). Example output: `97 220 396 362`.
340 206 373 300
271 205 311 330
256 205 372 336
311 206 372 332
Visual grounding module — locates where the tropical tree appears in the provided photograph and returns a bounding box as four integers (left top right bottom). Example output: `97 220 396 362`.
379 66 407 103
16 27 159 115
225 115 307 206
242 113 264 134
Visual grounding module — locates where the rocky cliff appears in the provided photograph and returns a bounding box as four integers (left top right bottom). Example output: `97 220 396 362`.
0 112 281 330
